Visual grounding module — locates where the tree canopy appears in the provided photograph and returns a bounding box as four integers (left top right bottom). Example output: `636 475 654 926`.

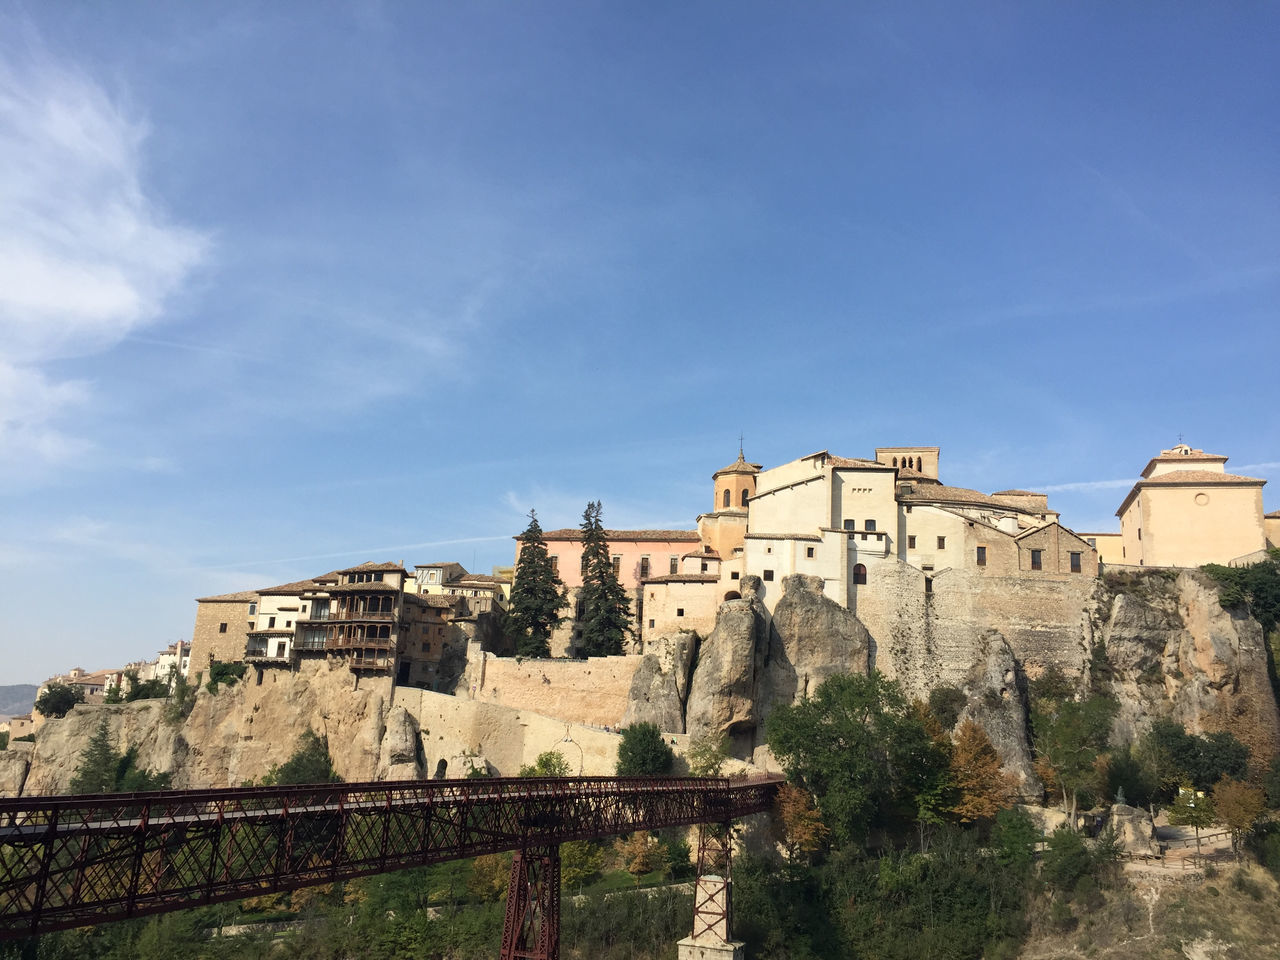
615 722 675 776
576 501 631 657
260 731 341 786
69 717 171 795
507 510 567 658
35 682 85 719
765 672 950 844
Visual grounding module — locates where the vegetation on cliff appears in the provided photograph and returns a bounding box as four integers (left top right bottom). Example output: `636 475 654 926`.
33 683 83 720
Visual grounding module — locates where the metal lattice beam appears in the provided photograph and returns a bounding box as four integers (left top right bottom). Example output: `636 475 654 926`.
0 775 779 941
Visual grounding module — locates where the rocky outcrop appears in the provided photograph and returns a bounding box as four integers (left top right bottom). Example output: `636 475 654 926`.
1109 803 1159 857
1094 570 1280 763
959 631 1043 802
685 579 769 744
376 705 424 780
622 630 698 733
761 574 871 711
0 748 30 798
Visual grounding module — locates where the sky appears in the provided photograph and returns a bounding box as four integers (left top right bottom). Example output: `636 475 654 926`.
1 2 1277 683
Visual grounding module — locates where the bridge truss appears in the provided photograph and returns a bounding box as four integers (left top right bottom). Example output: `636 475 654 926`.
0 775 779 957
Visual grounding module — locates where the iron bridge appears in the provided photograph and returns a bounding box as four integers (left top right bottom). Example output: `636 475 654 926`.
0 774 781 957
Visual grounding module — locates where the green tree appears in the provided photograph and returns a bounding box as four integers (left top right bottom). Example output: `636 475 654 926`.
560 840 605 886
68 717 120 794
992 806 1039 873
927 685 967 730
685 730 729 777
1168 781 1215 857
616 722 675 776
576 501 632 657
1143 719 1249 793
519 749 571 777
508 510 568 658
261 731 341 785
35 682 84 719
1032 694 1115 827
1041 825 1092 892
1213 777 1265 860
766 671 950 844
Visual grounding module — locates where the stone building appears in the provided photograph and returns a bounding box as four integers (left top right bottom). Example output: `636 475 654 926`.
1114 444 1268 567
188 590 258 678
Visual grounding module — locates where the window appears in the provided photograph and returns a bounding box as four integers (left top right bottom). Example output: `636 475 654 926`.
925 577 933 594
853 563 867 585
218 622 228 634
612 556 621 576
865 519 876 532
904 506 912 513
701 561 709 572
581 554 589 574
907 535 916 549
1137 528 1141 540
549 556 559 575
843 519 856 531
1087 538 1097 548
670 556 679 575
763 569 774 581
731 571 740 580
1070 552 1082 573
639 556 650 578
976 546 987 567
741 489 749 506
285 621 292 628
1031 549 1043 571
937 536 946 550
676 608 684 617
723 489 731 508
248 602 257 616
806 546 815 558
648 619 655 628
268 616 276 628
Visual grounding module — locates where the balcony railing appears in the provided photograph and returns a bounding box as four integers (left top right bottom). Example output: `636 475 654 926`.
294 636 328 652
245 650 293 664
325 638 394 652
330 608 394 621
347 654 392 671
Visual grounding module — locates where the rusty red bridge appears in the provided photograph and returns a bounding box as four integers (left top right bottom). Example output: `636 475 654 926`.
0 774 781 957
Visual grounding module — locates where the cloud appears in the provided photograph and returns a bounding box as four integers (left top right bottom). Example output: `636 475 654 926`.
1037 478 1135 493
0 37 209 477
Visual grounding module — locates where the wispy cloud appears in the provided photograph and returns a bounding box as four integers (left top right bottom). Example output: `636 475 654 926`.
0 35 209 481
1236 461 1280 475
202 536 517 571
1037 478 1134 493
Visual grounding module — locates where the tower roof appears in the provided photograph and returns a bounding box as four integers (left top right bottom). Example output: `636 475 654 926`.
713 450 762 477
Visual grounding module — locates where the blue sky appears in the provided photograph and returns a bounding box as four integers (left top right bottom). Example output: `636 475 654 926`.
2 2 1277 683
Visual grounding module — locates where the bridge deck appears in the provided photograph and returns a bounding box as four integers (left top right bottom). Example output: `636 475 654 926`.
0 774 781 940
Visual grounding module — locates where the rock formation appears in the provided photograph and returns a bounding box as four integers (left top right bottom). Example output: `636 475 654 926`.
1108 802 1159 857
622 630 697 733
684 583 768 745
958 631 1043 801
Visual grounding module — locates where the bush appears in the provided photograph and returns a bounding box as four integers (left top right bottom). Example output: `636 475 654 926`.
1042 826 1092 892
35 682 84 719
927 685 967 730
260 731 340 786
615 722 675 776
205 660 246 694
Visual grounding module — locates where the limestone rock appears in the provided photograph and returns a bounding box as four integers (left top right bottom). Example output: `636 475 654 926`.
762 574 870 711
959 631 1043 802
1016 802 1071 837
685 580 768 744
1097 571 1280 764
0 749 30 798
376 705 424 780
623 631 697 733
1109 803 1159 857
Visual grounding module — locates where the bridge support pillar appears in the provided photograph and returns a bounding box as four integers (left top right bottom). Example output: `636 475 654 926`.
499 843 560 960
677 823 744 960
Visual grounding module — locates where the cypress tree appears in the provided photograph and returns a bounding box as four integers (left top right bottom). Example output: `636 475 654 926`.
69 717 121 795
508 510 567 658
577 501 632 657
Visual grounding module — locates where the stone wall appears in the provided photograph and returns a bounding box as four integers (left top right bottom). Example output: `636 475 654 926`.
460 650 644 728
189 598 256 679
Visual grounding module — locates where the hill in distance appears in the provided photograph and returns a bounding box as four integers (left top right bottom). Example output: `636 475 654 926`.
0 684 38 718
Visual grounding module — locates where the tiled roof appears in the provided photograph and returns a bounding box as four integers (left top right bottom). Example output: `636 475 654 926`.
898 484 1024 511
682 548 721 559
537 528 700 542
746 531 824 542
713 452 762 476
257 576 331 596
327 581 403 593
1136 470 1264 485
896 466 928 479
1266 511 1280 519
992 489 1044 497
642 574 721 584
196 590 259 603
827 455 890 469
454 573 504 583
413 594 464 609
336 561 406 574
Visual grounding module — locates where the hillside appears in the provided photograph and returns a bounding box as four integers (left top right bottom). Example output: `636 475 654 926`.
0 684 37 718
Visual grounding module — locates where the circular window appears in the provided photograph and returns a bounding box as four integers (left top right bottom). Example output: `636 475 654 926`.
1194 492 1209 506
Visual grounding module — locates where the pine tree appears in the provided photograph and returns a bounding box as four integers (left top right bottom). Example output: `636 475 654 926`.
507 510 567 658
69 718 121 795
577 500 632 657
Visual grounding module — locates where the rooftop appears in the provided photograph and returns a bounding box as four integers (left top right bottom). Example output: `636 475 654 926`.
535 528 700 542
641 573 721 584
195 590 259 603
713 450 763 476
992 489 1045 497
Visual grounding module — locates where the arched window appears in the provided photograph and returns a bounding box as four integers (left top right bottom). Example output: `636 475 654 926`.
909 457 915 469
853 563 867 585
723 488 731 508
893 457 898 467
741 489 749 507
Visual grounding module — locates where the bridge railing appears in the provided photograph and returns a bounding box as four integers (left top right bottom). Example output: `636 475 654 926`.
0 774 781 940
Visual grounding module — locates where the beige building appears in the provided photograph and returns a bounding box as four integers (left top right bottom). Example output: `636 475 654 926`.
1266 511 1280 551
189 591 259 678
1116 444 1267 567
1077 532 1124 566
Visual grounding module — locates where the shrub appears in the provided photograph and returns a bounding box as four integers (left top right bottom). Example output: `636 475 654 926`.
205 660 246 694
35 683 84 719
260 731 340 786
927 685 967 729
1042 826 1092 892
615 722 675 776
